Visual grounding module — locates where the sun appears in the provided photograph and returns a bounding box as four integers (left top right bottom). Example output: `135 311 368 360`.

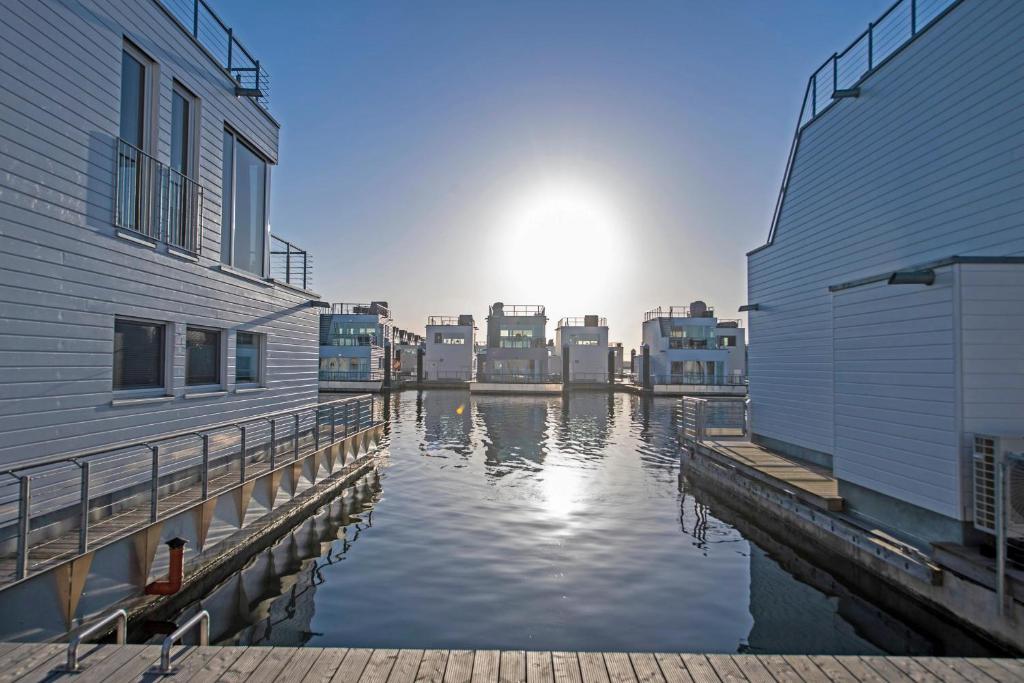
495 178 624 299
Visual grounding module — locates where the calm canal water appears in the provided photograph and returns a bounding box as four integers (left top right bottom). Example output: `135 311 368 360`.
176 390 996 655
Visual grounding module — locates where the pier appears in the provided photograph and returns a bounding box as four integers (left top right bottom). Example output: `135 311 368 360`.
0 644 1020 682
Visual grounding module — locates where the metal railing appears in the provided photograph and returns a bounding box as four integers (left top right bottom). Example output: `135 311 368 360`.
427 316 471 326
0 396 376 583
319 370 385 382
269 235 313 290
489 304 546 317
653 373 747 386
160 610 210 673
565 372 612 384
330 303 391 318
557 317 607 328
766 0 959 244
65 609 127 671
114 139 203 253
680 397 749 444
161 0 270 107
668 339 715 350
422 370 473 382
476 372 561 384
644 306 715 321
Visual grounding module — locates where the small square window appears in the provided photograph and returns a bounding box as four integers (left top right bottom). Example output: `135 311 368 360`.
113 319 165 390
236 332 262 384
186 327 222 386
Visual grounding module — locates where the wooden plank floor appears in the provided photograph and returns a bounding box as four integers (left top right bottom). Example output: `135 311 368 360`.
699 440 844 511
1 645 1020 682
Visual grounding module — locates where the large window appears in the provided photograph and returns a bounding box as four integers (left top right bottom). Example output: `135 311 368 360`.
113 319 164 391
119 49 148 149
221 130 267 275
186 327 222 386
236 332 262 384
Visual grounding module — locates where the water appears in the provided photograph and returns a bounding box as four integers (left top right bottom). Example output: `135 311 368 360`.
177 390 995 654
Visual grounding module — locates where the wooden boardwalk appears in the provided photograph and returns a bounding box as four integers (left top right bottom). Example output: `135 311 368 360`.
698 440 844 512
0 644 1020 682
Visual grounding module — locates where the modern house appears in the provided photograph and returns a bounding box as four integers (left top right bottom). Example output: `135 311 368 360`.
425 315 475 381
745 0 1024 547
637 302 745 395
714 320 746 383
319 302 393 389
556 316 610 383
478 303 550 381
392 328 424 379
0 0 386 640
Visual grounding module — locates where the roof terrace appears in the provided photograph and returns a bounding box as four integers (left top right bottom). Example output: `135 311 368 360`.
644 306 715 322
558 316 608 328
428 316 475 327
161 0 271 108
488 304 545 317
330 303 392 318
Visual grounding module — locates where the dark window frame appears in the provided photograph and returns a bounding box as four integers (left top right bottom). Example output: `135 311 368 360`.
113 318 167 393
185 326 224 388
235 330 263 386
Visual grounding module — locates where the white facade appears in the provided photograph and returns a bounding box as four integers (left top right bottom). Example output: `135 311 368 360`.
425 316 475 381
0 0 320 466
639 304 730 385
746 0 1024 541
714 323 746 382
556 317 610 381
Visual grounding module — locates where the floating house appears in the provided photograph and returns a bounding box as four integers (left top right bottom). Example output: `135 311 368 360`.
319 302 393 390
392 328 424 379
637 302 746 395
425 315 475 381
478 303 550 381
745 0 1024 547
556 316 610 383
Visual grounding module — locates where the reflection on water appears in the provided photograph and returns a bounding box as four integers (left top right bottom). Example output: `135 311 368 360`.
173 390 997 654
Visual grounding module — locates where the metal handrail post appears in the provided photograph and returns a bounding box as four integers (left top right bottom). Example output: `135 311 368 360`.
16 475 31 580
192 0 199 37
867 22 874 70
226 28 233 72
269 418 277 469
239 425 247 482
150 445 160 522
314 407 320 451
78 461 91 554
159 610 210 673
832 53 838 95
331 405 337 443
996 458 1007 615
65 609 127 671
293 413 300 460
910 0 917 35
201 434 210 500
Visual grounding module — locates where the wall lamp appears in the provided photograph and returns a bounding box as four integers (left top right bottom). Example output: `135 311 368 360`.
887 269 935 286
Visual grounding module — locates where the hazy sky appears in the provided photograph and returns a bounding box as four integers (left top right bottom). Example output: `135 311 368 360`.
219 0 890 349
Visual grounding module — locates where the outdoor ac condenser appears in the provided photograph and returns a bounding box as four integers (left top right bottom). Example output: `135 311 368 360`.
972 434 1024 538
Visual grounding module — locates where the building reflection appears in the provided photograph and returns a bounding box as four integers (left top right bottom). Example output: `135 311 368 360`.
419 389 474 457
552 391 614 457
473 395 550 472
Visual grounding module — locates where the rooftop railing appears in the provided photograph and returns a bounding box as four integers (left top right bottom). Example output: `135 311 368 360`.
489 304 546 317
557 317 608 328
269 235 313 291
161 0 271 108
114 138 203 254
765 0 959 244
330 303 392 318
644 306 715 321
428 316 470 326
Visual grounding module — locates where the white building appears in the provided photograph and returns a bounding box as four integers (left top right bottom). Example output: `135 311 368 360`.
714 321 746 383
745 0 1024 545
425 315 475 381
637 302 745 394
556 316 610 383
0 0 320 467
479 303 549 381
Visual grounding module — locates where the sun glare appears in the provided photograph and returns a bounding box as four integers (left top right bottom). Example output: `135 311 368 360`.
496 178 624 298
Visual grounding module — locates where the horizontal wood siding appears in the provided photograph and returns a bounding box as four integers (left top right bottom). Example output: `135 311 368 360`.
959 263 1024 437
0 0 319 465
832 272 961 518
747 0 1024 459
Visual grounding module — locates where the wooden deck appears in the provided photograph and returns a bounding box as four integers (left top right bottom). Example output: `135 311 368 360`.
0 644 1020 682
698 440 844 512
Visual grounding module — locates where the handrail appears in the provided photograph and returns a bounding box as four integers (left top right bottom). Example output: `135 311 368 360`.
763 0 961 246
269 234 313 290
65 609 127 672
557 317 608 328
0 395 368 477
329 303 392 318
644 306 716 321
160 610 210 673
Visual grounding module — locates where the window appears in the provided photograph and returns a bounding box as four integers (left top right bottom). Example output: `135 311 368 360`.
434 332 443 344
113 319 165 391
119 48 148 149
236 332 262 384
719 335 736 348
221 129 268 276
442 336 465 345
186 327 222 386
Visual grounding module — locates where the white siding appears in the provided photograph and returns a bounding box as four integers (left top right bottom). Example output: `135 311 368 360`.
959 263 1024 437
747 0 1024 458
832 271 960 518
0 0 319 465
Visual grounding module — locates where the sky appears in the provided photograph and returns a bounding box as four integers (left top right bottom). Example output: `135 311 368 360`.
218 0 892 350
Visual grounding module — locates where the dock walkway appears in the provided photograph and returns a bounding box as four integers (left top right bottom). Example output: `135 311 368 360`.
0 644 1020 682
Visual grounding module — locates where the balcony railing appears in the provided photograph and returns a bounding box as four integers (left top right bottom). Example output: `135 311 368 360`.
653 373 747 386
558 317 607 328
330 303 391 318
161 0 270 107
489 304 546 317
766 0 959 244
114 139 204 254
669 338 715 350
269 235 313 290
644 306 715 321
476 372 561 384
319 371 385 382
428 316 465 326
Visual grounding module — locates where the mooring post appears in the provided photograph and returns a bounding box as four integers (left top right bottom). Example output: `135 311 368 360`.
416 347 424 383
642 344 651 391
562 345 571 390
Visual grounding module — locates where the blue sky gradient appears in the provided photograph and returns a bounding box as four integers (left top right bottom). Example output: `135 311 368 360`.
218 0 891 348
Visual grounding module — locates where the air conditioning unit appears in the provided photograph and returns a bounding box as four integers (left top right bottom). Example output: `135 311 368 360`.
972 435 1024 537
